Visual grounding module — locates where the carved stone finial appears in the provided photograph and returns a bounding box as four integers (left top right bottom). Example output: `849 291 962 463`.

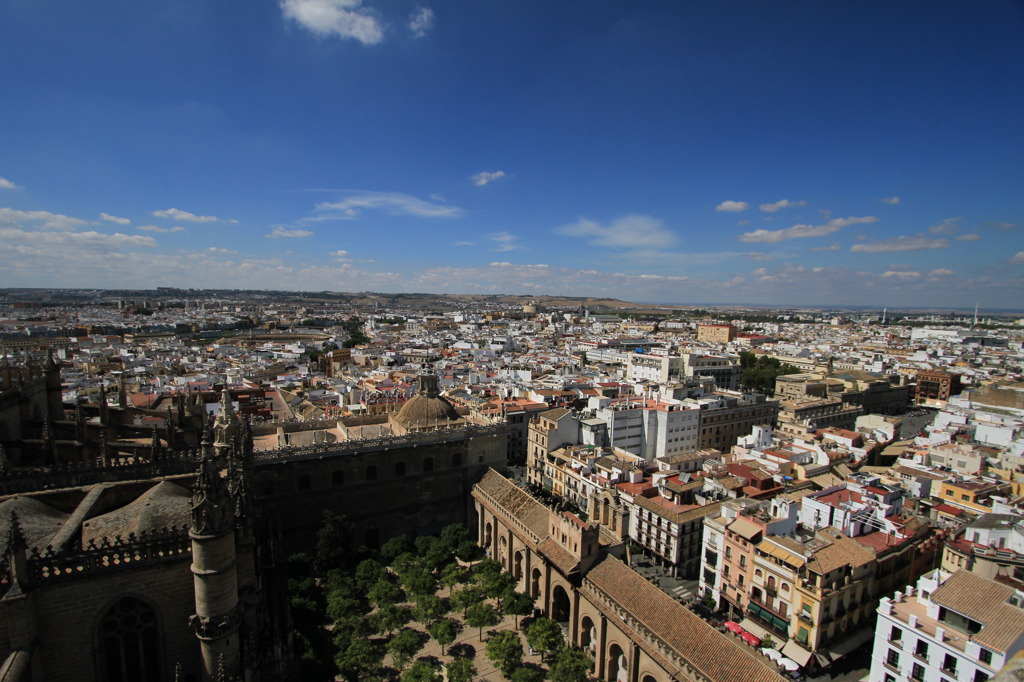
190 448 233 537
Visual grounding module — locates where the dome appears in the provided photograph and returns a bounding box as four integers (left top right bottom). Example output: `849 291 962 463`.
392 373 464 433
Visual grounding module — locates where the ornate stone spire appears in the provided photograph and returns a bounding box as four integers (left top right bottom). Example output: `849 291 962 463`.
190 446 233 537
5 510 29 596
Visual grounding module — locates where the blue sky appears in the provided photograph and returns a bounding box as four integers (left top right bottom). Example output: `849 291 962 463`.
1 1 1022 308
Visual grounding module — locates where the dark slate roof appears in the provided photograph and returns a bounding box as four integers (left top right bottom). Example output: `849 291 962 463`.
81 480 191 545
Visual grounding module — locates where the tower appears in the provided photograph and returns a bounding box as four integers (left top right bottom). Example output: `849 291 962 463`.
189 435 241 681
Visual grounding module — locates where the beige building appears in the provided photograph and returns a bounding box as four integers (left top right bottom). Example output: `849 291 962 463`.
698 324 737 344
473 469 787 682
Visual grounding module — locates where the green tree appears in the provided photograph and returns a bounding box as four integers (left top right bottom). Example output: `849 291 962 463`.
315 510 354 575
368 578 402 609
502 590 534 628
387 628 423 672
511 667 546 682
381 534 416 562
526 617 564 663
335 636 382 682
485 630 524 679
548 648 592 682
456 539 482 562
355 558 387 593
401 658 443 682
445 658 477 682
466 602 500 640
401 563 438 598
412 592 446 626
428 618 458 655
440 523 471 552
439 563 467 590
373 603 411 636
450 584 483 617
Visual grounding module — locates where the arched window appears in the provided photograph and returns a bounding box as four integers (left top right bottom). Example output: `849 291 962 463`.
422 457 434 472
98 596 163 682
395 461 406 477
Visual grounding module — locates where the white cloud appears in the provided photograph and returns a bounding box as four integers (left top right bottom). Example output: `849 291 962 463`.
851 235 949 253
740 216 878 243
313 191 464 219
267 226 314 238
0 177 22 190
281 0 384 45
715 200 749 212
956 233 980 241
137 224 185 233
811 243 841 252
470 170 506 187
928 218 959 234
152 208 228 223
0 207 87 231
988 221 1015 231
882 270 922 281
207 247 238 254
759 199 806 213
489 232 522 252
0 227 155 252
329 249 349 257
408 7 434 37
1008 252 1024 266
99 212 131 225
556 215 677 249
454 241 474 246
880 196 900 205
745 252 774 261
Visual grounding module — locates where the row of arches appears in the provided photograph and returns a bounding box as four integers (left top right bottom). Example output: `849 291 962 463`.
478 506 671 682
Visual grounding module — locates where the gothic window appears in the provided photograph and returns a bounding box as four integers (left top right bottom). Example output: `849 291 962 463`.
395 462 406 477
366 465 377 481
422 457 434 472
98 596 163 682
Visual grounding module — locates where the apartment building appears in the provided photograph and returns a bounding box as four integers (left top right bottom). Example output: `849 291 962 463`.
869 569 1024 682
697 324 737 344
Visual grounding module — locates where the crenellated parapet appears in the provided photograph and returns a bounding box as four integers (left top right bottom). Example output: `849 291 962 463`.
24 524 192 583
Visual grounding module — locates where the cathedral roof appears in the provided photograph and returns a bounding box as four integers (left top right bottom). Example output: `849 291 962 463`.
82 480 191 545
0 496 68 555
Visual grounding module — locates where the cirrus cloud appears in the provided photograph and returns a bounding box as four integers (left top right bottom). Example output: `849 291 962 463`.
99 212 130 225
0 207 87 231
152 207 231 223
556 214 677 249
313 191 464 219
267 226 314 238
137 224 185 233
740 216 878 243
759 199 806 213
850 234 949 253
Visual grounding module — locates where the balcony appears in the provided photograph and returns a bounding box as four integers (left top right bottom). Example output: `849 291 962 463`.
797 611 814 626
